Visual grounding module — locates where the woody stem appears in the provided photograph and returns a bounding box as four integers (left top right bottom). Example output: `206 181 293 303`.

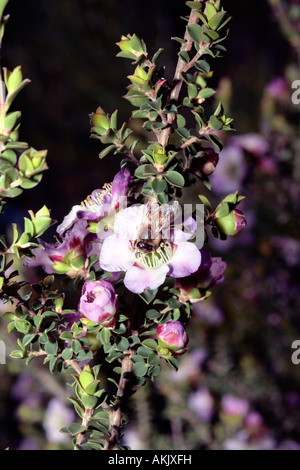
158 8 201 147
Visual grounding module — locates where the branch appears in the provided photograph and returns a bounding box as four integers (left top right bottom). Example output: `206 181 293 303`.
103 348 136 450
158 8 201 147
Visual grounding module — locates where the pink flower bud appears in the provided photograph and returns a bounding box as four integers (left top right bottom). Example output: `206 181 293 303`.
79 280 117 325
215 209 246 236
156 321 188 353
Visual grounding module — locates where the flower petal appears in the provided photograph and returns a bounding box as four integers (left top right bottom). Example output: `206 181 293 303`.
171 216 197 243
23 246 55 274
57 205 83 235
124 264 169 294
168 242 201 278
111 167 131 207
114 205 145 239
100 234 135 272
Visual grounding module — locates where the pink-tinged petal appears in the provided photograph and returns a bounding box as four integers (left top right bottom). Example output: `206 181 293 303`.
168 243 201 278
172 217 197 243
124 265 169 294
111 168 132 207
100 234 135 272
23 246 55 274
114 205 145 239
57 205 82 235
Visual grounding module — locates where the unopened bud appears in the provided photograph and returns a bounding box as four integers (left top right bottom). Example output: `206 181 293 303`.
156 321 188 354
215 209 246 236
192 149 219 176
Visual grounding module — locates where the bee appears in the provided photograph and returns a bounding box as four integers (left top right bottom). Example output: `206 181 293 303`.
133 194 182 256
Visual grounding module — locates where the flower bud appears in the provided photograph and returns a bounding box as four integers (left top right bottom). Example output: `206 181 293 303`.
77 365 101 409
90 106 110 134
215 209 246 236
78 280 117 326
156 321 188 354
128 65 149 86
192 149 219 176
79 365 97 392
153 144 168 167
116 34 146 61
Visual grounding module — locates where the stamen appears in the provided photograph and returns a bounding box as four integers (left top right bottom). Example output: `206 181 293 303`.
134 241 173 270
81 183 113 211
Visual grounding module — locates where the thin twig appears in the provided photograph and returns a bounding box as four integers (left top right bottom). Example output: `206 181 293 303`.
74 408 92 450
158 9 202 147
65 359 83 375
103 348 136 450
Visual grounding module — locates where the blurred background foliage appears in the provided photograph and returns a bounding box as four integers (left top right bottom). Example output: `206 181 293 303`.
0 0 300 450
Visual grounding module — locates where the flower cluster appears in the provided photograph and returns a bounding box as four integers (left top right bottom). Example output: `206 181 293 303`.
1 0 250 451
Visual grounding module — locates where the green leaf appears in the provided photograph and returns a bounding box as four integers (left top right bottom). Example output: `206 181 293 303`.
205 2 217 20
147 353 160 366
186 1 203 9
10 350 25 359
152 47 163 63
167 356 179 371
62 348 73 360
15 319 32 334
99 144 115 159
178 51 190 63
195 59 211 73
6 66 23 93
135 164 158 179
22 334 37 347
188 83 198 99
164 170 185 187
128 335 140 346
145 309 161 320
149 365 162 378
116 337 130 352
0 187 22 198
0 0 9 20
205 133 223 151
6 79 31 110
157 192 168 204
4 111 21 131
152 178 167 194
223 191 245 204
130 33 143 52
71 340 82 354
171 37 185 44
99 327 111 345
44 340 58 356
197 88 216 100
132 361 148 377
198 194 212 211
142 338 158 350
136 346 152 358
208 11 228 30
209 115 223 130
60 331 73 341
138 288 158 305
81 394 98 409
61 423 87 436
176 114 186 128
187 24 204 43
